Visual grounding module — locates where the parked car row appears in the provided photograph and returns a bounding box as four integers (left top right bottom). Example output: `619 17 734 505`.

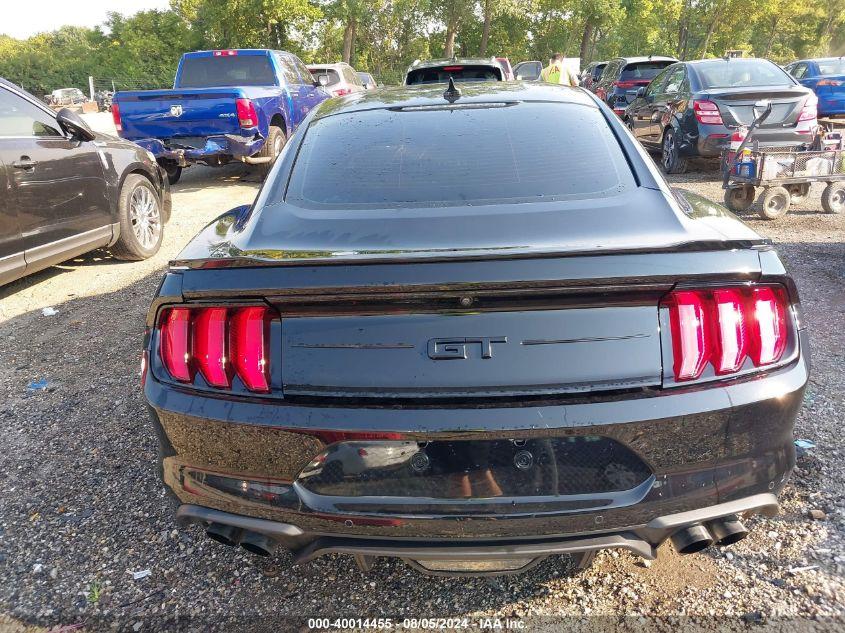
577 55 818 173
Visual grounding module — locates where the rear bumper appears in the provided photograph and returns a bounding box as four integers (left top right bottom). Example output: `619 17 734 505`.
691 126 813 157
176 491 780 566
146 338 808 546
135 134 264 165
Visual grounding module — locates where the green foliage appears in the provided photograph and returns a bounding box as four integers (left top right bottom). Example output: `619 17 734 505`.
0 0 841 93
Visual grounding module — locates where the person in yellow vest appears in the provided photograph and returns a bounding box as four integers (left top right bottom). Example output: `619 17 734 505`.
540 53 579 87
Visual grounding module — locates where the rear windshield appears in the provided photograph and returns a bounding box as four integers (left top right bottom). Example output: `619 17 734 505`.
177 55 276 88
310 69 341 86
818 59 845 76
281 102 635 209
696 60 793 88
406 65 503 85
620 62 674 81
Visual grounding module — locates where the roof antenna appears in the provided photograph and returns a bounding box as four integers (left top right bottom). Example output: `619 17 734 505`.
444 76 461 103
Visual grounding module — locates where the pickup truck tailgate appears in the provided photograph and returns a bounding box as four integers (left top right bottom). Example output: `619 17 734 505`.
115 89 246 140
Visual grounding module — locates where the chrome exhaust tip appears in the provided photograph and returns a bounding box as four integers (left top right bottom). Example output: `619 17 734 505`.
707 514 748 546
669 524 714 555
206 522 242 547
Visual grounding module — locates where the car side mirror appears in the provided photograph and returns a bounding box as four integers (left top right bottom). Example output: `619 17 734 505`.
317 75 329 87
56 108 95 142
636 87 646 98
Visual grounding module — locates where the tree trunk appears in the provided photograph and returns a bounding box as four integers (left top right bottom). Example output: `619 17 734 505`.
579 21 594 62
342 18 357 64
677 0 691 59
480 0 492 56
445 20 458 57
764 17 778 57
699 9 722 58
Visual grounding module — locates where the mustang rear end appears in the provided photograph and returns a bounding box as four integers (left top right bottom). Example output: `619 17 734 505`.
143 82 808 576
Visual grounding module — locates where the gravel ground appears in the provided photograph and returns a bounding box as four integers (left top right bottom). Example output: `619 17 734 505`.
1 121 843 631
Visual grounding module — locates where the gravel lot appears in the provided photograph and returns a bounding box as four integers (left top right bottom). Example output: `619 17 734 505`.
1 117 843 631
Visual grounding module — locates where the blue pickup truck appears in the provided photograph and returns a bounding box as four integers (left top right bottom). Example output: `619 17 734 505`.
112 49 329 184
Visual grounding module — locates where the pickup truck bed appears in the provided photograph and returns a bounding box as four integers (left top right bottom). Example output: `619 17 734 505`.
112 49 327 178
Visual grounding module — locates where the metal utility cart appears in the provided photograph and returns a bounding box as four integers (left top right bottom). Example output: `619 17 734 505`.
722 103 845 219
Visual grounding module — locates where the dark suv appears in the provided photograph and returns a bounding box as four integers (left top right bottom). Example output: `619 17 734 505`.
594 56 678 115
404 58 505 85
624 58 818 173
144 82 807 577
0 79 171 286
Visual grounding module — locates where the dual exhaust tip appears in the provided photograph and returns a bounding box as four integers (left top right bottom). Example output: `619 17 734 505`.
206 522 277 557
669 514 748 555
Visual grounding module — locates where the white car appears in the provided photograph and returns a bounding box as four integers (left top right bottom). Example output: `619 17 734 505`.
307 62 365 97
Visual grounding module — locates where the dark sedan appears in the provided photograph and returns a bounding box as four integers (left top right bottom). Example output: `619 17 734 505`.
1 79 171 286
624 58 818 173
144 82 807 577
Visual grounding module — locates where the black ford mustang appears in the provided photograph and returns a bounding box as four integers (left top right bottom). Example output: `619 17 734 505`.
143 82 808 577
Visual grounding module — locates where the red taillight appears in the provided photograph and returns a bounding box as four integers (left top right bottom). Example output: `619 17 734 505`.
442 66 464 71
711 289 749 374
666 291 712 381
230 307 270 393
693 100 723 125
613 80 638 89
111 103 122 132
798 95 818 122
332 88 352 97
748 286 788 366
158 306 272 392
235 98 257 127
817 78 843 87
193 307 230 387
160 308 192 382
213 50 238 56
662 286 789 382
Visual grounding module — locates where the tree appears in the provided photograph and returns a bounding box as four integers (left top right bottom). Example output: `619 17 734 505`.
426 0 475 57
171 0 322 50
479 0 531 56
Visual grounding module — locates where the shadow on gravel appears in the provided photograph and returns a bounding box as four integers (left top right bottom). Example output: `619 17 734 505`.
172 163 267 194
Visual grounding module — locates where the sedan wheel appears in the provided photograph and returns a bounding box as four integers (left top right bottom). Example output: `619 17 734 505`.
660 129 687 174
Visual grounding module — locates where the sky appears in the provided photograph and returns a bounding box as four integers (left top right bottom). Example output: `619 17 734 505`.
2 0 172 40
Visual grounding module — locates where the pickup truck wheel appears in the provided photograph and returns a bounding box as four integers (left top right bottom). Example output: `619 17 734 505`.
259 125 286 163
111 174 164 261
160 162 182 186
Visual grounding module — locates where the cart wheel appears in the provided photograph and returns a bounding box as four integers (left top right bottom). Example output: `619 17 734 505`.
787 183 811 204
821 182 845 214
758 186 791 220
724 185 755 212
